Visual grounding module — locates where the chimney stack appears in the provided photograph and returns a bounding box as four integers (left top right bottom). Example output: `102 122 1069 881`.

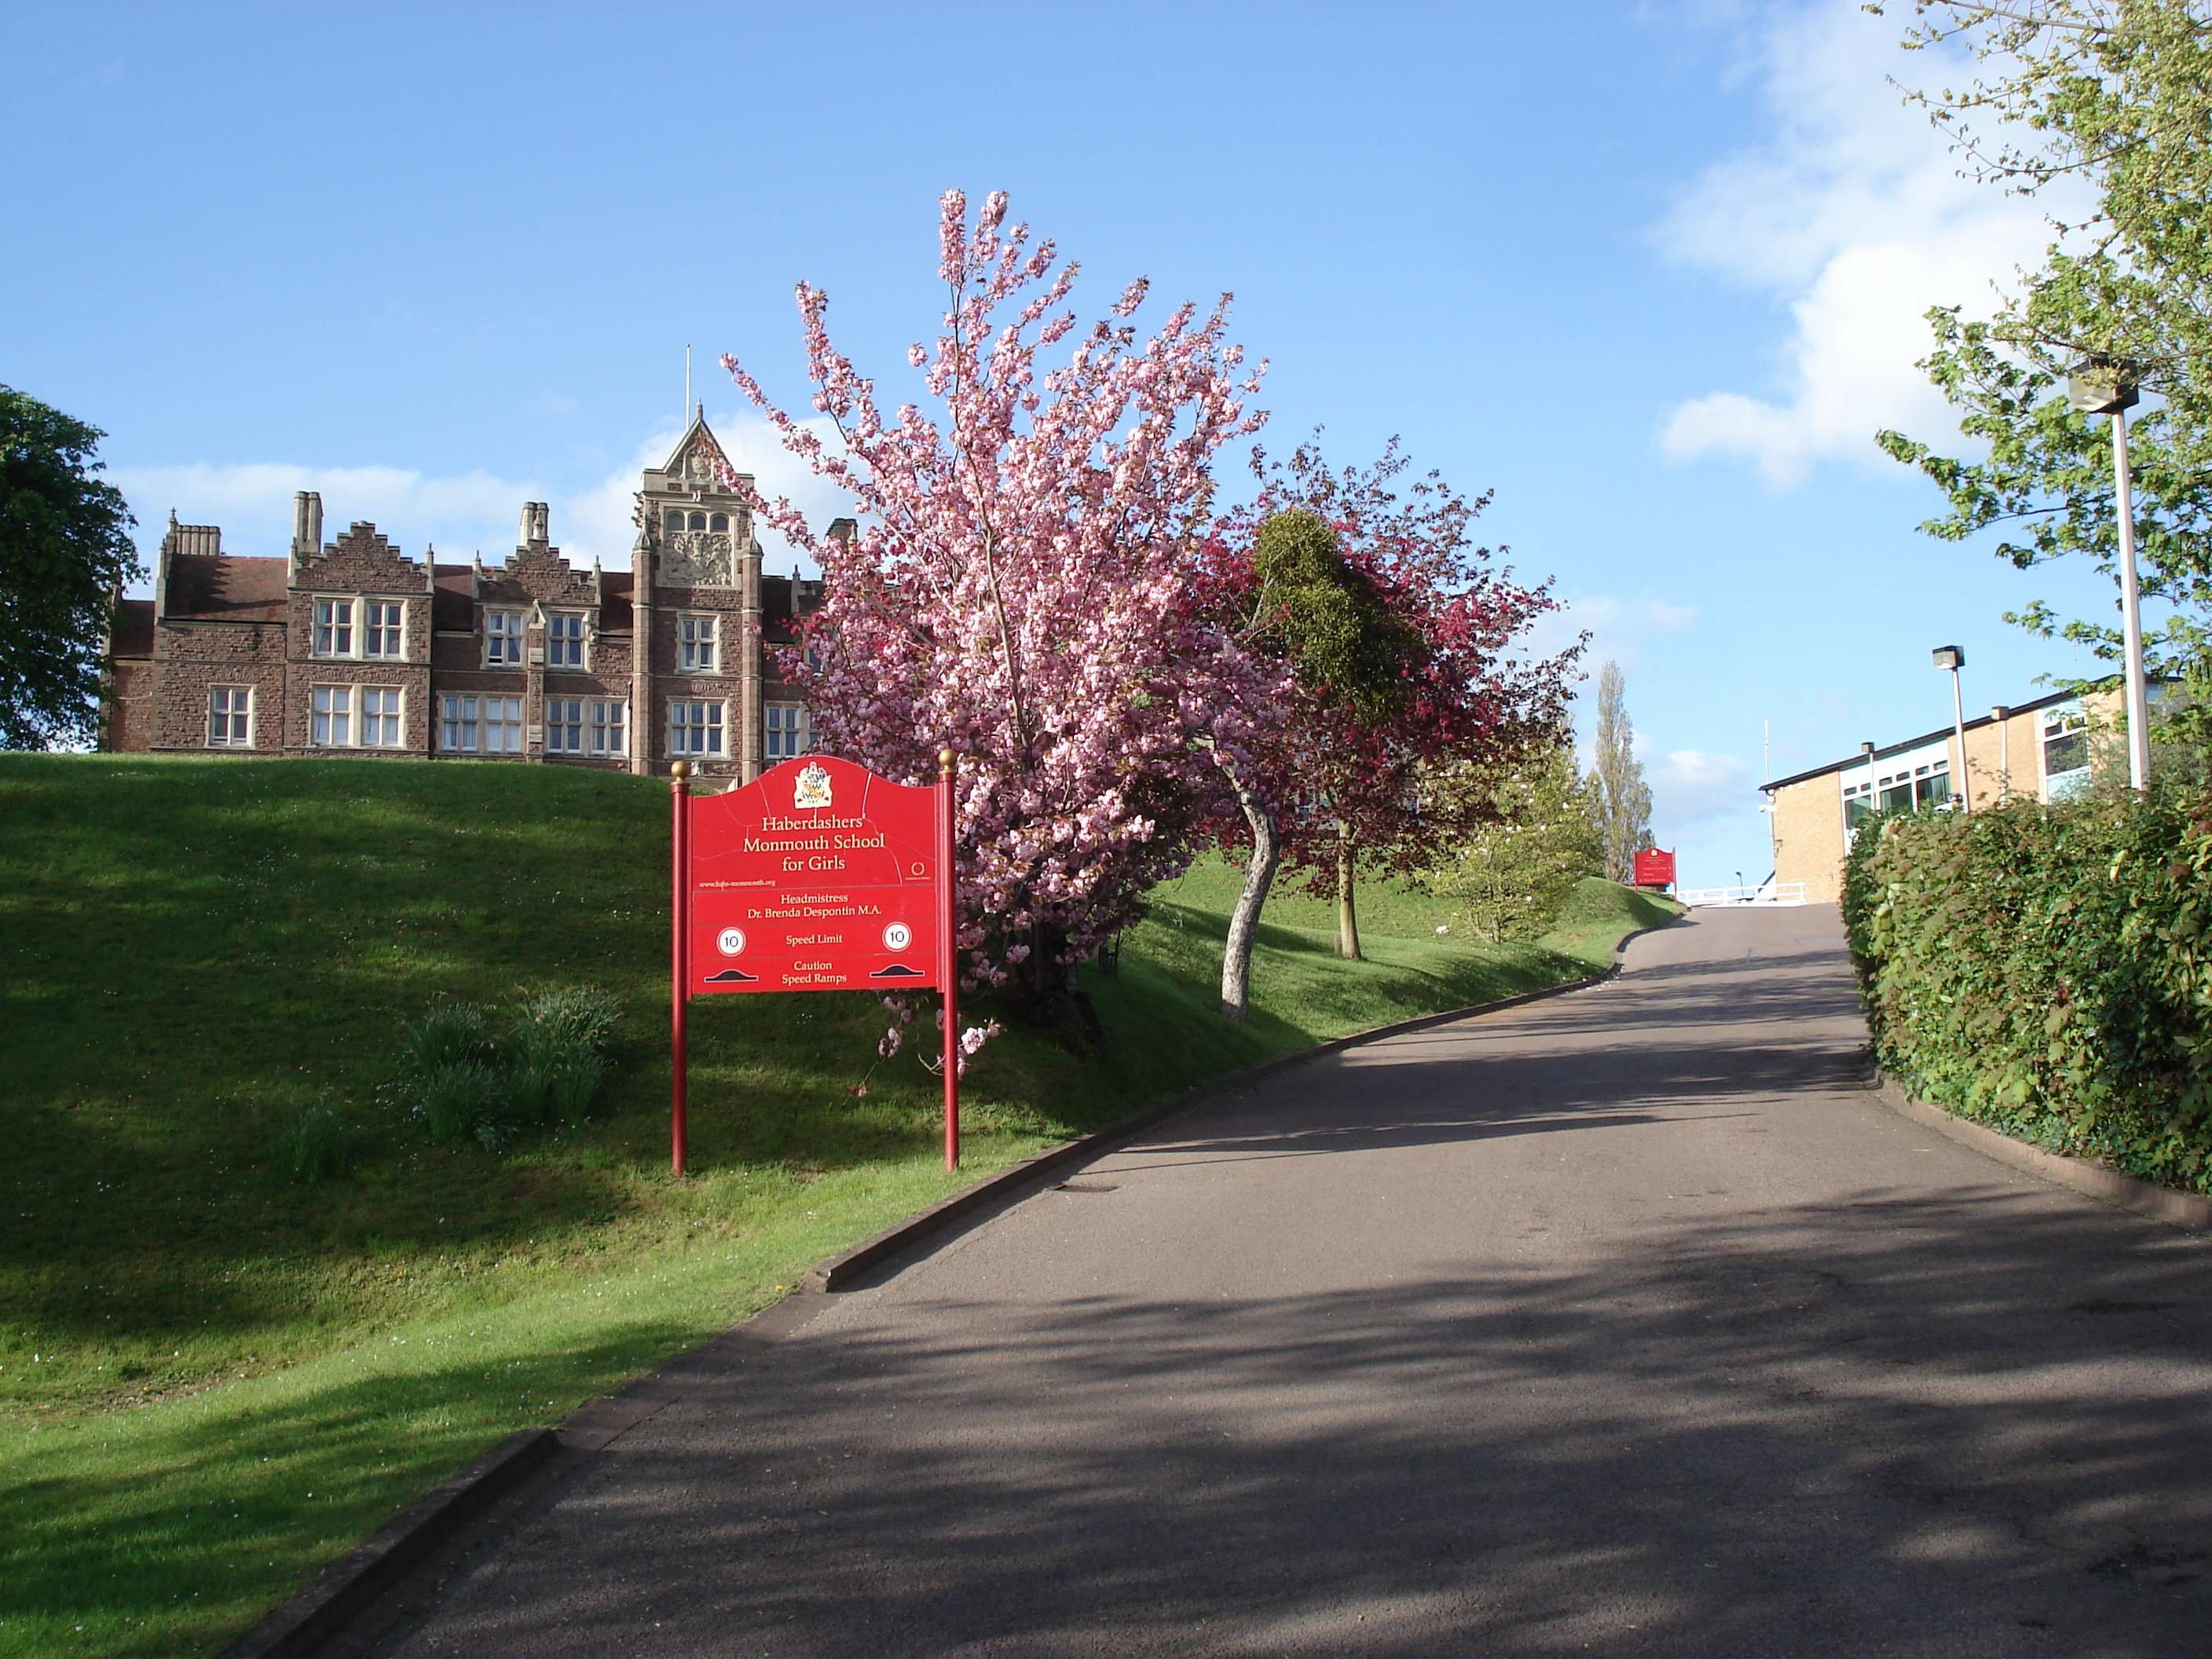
520 501 549 548
156 511 178 619
289 491 322 583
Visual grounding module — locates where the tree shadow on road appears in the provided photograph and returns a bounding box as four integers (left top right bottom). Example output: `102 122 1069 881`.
405 1192 2212 1659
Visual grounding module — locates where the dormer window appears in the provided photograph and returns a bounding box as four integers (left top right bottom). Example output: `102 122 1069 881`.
547 613 586 668
485 610 526 666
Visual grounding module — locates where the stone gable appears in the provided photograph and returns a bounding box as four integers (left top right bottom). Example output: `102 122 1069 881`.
297 523 429 593
493 543 600 607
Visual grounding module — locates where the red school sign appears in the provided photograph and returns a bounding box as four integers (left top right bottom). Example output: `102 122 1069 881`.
669 752 961 1174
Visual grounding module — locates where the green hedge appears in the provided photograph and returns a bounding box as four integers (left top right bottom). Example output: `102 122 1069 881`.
1843 783 2212 1193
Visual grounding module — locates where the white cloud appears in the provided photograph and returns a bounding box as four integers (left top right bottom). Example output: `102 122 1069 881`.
1534 592 1700 679
1655 1 2086 486
1647 745 1755 828
110 407 856 577
110 461 534 566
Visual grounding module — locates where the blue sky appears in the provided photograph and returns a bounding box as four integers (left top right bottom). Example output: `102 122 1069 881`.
2 1 2130 885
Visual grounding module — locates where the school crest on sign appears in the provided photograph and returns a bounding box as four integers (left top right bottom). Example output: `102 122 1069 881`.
792 760 833 810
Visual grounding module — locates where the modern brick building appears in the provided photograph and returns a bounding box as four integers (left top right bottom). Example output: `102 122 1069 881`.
1761 686 2119 904
104 414 824 781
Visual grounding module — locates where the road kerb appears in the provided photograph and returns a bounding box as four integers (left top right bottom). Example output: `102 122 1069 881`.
218 1429 558 1659
1871 1072 2212 1234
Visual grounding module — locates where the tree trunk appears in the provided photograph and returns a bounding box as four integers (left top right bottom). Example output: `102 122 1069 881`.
1005 921 1104 1052
1221 784 1280 1023
1335 826 1363 961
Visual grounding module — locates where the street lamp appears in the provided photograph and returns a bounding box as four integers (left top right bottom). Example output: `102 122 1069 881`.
2068 360 2150 793
1932 645 1969 810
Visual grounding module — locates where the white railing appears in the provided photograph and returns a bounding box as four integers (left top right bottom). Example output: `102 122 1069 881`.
1677 882 1807 908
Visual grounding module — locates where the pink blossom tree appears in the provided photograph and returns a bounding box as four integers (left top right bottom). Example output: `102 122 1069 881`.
722 190 1284 1038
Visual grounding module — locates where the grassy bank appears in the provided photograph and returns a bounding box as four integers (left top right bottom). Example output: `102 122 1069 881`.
0 754 1674 1655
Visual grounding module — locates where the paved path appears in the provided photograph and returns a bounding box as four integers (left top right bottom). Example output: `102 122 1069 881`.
374 907 2212 1657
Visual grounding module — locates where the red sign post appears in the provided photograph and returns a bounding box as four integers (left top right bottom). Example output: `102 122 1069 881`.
669 753 961 1175
1632 847 1677 891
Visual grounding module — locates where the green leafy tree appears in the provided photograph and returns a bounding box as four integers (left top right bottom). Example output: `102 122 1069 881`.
1874 2 2212 678
1585 660 1652 884
1426 742 1602 943
1 386 139 749
1223 506 1426 978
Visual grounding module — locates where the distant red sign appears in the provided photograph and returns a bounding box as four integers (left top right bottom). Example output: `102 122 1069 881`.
1633 848 1676 888
687 756 942 994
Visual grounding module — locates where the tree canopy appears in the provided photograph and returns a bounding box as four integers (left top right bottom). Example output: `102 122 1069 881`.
1207 437 1579 961
723 189 1278 1040
1426 742 1602 944
0 386 139 749
1874 2 2212 676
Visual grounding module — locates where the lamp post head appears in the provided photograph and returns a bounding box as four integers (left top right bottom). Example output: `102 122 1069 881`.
2067 360 2141 415
1932 645 1965 672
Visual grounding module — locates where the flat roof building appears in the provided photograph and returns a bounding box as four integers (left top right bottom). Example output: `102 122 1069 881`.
1761 686 2115 904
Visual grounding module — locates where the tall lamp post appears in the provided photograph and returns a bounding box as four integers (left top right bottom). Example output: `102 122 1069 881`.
2068 361 2151 793
1933 645 1970 811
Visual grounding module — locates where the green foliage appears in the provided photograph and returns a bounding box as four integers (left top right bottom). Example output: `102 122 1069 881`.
401 1001 496 1075
0 386 141 749
270 1098 354 1184
1425 744 1604 943
1248 507 1423 723
414 1058 513 1145
1844 778 2212 1192
401 988 622 1144
514 986 623 1056
1878 3 2212 676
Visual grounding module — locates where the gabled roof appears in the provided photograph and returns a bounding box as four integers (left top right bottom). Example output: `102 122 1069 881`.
661 408 737 483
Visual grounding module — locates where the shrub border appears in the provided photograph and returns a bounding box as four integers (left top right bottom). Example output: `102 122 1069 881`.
1871 1072 2212 1234
221 922 1667 1658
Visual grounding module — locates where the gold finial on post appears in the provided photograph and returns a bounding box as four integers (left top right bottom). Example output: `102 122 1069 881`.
938 748 954 771
671 760 692 782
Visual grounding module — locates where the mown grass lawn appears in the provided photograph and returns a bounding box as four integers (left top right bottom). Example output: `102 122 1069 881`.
0 753 1676 1656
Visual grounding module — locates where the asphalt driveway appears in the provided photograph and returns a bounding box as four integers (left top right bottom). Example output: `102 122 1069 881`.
367 905 2212 1657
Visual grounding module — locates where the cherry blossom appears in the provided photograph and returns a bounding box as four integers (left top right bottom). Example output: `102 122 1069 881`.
723 191 1287 1032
